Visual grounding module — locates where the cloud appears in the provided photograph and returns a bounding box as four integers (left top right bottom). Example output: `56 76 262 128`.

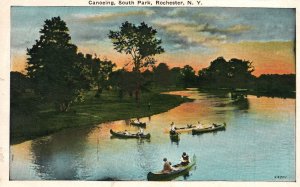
167 8 227 21
71 10 155 23
153 22 227 47
200 23 253 35
153 19 253 51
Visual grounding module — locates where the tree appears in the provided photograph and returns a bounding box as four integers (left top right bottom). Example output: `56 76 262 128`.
83 53 116 97
26 17 91 112
153 63 171 87
198 57 254 88
170 67 184 87
256 74 295 93
181 65 197 87
108 21 164 101
109 69 137 99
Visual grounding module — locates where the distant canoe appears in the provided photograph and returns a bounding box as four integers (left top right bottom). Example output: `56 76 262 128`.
192 123 226 134
130 120 146 127
174 125 197 133
110 129 150 139
147 155 196 181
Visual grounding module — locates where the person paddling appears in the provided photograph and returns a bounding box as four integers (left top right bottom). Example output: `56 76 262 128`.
162 158 173 173
170 122 176 135
137 127 144 136
180 152 190 166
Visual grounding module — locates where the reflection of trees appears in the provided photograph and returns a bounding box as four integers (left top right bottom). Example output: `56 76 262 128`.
204 90 250 111
232 97 249 110
230 93 249 111
30 127 92 179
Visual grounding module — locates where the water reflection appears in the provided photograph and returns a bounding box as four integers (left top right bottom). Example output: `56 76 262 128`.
231 97 250 111
30 126 93 179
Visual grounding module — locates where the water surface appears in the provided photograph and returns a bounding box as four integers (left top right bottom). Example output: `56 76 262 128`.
10 89 295 181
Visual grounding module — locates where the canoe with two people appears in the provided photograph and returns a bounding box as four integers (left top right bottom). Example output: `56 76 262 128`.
192 122 226 134
110 129 150 139
163 152 190 172
171 123 197 133
147 152 196 181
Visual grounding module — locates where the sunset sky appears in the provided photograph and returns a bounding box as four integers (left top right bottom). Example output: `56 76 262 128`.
11 7 295 76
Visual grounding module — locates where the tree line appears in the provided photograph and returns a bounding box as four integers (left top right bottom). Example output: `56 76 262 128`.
11 16 296 113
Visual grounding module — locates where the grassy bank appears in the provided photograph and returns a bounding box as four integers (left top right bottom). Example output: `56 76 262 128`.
11 89 192 144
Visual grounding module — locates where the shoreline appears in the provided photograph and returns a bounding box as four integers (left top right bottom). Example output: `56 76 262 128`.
10 89 193 145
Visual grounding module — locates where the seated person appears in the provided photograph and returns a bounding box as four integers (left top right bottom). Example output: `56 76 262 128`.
197 121 204 129
211 123 216 129
180 152 190 166
162 158 173 173
137 127 144 135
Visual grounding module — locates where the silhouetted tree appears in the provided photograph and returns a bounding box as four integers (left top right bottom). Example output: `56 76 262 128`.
109 69 137 99
10 72 33 110
198 57 254 88
181 65 197 87
26 17 91 112
256 74 295 93
153 63 171 87
108 21 164 101
170 67 184 87
83 54 116 97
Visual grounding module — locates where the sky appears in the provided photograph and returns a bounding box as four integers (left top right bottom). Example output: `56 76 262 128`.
11 7 295 76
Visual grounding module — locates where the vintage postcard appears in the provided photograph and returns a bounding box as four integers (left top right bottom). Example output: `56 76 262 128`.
0 0 299 187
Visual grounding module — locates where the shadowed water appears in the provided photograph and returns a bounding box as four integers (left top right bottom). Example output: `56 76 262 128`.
10 89 295 181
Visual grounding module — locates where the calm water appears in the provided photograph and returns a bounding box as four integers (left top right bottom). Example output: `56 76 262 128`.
10 89 295 181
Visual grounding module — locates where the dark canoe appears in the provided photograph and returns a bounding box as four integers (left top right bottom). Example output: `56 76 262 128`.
130 121 146 127
174 125 197 133
170 132 180 141
147 155 196 181
110 129 150 139
192 123 226 134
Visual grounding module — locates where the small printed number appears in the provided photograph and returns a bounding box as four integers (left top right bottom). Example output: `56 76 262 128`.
274 176 287 179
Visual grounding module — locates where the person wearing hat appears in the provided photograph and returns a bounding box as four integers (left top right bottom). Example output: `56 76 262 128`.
162 158 173 173
180 152 190 166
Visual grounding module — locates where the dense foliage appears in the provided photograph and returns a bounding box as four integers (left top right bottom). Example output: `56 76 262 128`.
108 21 164 72
26 17 91 112
109 21 164 101
198 57 255 89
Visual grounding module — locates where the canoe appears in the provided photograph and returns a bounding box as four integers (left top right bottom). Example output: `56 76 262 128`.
170 132 180 141
174 125 197 133
110 129 150 139
192 123 226 134
147 155 196 181
130 120 146 127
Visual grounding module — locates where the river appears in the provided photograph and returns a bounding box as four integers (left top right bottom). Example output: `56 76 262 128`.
10 89 295 181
